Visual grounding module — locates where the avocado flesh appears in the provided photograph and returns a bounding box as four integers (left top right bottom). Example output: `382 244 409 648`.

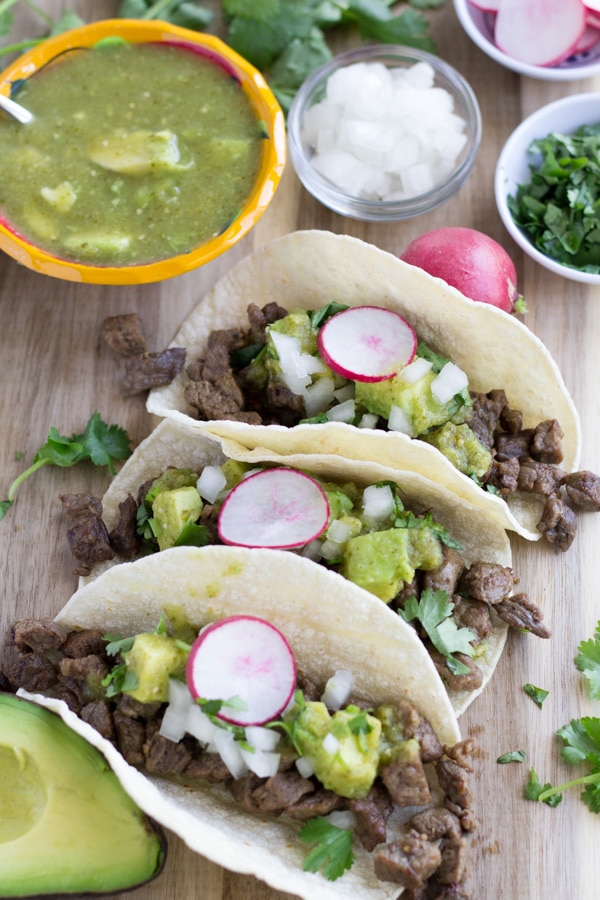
0 693 165 897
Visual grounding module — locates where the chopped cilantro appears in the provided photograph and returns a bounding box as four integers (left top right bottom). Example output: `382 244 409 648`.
299 817 355 881
507 125 600 274
524 768 562 807
523 683 549 709
575 621 600 700
309 302 349 330
0 412 132 522
399 588 477 675
497 749 526 764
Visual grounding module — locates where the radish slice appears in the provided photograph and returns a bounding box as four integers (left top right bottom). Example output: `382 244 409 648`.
584 0 600 13
572 24 600 52
217 468 330 549
317 306 417 383
468 0 501 11
494 0 585 66
186 615 297 726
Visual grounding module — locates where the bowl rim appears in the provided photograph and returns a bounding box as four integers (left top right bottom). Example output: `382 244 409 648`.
287 43 482 222
0 18 286 285
453 0 600 81
494 93 600 285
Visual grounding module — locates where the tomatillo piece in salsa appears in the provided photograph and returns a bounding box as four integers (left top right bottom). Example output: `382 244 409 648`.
0 40 264 266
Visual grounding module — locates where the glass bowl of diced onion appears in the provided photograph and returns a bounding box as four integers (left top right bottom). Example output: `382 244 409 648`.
287 44 481 221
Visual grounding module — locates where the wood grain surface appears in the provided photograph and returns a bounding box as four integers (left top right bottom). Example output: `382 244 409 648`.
1 3 599 898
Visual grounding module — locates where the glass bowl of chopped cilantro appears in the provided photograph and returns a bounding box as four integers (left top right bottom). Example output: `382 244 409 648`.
287 44 481 221
495 94 600 284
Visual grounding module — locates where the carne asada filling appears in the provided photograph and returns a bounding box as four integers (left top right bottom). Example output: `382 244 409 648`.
2 616 477 894
176 302 600 550
60 471 550 692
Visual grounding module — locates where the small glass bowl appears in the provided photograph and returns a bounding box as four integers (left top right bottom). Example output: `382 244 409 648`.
287 44 481 222
495 93 600 285
0 19 286 285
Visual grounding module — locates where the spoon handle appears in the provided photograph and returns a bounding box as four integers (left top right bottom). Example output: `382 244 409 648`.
0 92 33 124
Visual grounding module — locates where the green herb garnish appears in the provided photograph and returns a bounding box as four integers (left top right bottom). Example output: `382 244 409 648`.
399 588 477 675
0 412 131 521
523 683 549 709
299 817 355 881
524 768 562 807
507 125 600 274
575 621 600 700
497 749 526 764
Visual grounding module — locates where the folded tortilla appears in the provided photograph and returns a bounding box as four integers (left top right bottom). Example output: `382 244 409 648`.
86 416 510 717
147 229 581 541
31 542 464 899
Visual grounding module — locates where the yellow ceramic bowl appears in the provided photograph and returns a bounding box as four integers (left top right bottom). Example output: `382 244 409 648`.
0 19 286 284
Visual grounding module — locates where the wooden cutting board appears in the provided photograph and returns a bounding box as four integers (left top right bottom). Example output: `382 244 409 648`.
1 3 599 898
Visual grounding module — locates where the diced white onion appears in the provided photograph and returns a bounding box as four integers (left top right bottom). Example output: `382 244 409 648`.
213 730 248 779
333 384 355 403
319 538 343 561
304 375 336 417
245 725 281 752
326 810 357 830
196 465 227 503
300 60 469 202
321 669 354 711
322 732 341 755
358 413 378 429
296 755 316 779
301 539 323 561
270 331 312 394
185 704 220 745
388 404 413 435
400 356 433 384
240 747 281 778
362 483 395 523
327 518 354 543
431 361 469 404
159 678 193 742
326 399 356 423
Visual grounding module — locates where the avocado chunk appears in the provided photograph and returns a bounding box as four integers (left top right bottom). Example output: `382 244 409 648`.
340 527 443 602
151 485 203 551
0 693 165 896
122 631 188 703
291 701 381 800
355 369 457 437
421 421 492 480
88 129 182 175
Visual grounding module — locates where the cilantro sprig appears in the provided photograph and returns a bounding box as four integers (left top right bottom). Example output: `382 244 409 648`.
575 622 600 700
299 817 355 881
0 412 132 522
399 588 477 675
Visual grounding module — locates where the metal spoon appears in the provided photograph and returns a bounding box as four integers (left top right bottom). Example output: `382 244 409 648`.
0 92 33 124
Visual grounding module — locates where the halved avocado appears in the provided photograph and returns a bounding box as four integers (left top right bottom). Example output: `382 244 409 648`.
0 693 166 897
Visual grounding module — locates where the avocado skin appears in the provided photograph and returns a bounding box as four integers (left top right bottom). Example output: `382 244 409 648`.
0 693 167 898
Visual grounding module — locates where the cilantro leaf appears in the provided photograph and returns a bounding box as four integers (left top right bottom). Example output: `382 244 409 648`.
299 817 355 881
524 768 562 807
399 589 476 674
0 413 132 522
575 621 600 700
523 683 549 709
497 749 526 764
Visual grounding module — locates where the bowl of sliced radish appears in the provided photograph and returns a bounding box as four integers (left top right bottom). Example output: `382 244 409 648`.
287 44 481 220
495 93 600 283
454 0 600 79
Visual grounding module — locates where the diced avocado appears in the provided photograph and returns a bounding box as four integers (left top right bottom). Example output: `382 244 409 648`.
88 129 182 175
292 701 380 800
40 181 77 212
123 632 188 703
320 482 355 522
341 527 443 602
151 485 203 551
145 467 199 505
267 309 318 356
355 369 462 437
0 693 165 896
63 231 131 258
220 458 252 490
421 421 492 480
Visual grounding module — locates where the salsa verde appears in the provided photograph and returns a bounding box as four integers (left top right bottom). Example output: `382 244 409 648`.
0 41 264 265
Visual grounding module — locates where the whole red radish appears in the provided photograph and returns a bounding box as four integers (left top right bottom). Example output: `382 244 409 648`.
400 226 519 313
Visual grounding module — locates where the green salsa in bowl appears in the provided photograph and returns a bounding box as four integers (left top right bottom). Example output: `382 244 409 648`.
0 20 286 284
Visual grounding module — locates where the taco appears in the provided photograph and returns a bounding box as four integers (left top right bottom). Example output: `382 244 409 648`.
146 230 599 550
6 546 477 899
61 417 550 718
